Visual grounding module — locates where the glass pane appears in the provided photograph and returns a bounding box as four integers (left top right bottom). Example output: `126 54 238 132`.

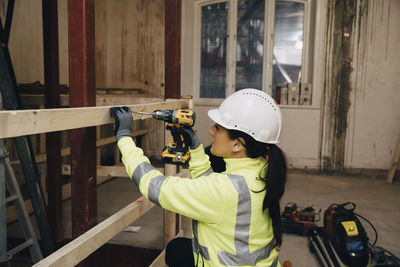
272 1 304 98
235 0 265 91
200 2 228 98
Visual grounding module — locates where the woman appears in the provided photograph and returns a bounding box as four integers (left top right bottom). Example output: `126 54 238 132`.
110 88 286 267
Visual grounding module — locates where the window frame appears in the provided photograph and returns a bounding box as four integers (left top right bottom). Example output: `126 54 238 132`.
193 0 314 106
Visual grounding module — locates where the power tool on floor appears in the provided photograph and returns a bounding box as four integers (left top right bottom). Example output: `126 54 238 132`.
281 202 320 236
308 202 400 267
323 202 371 267
132 109 196 165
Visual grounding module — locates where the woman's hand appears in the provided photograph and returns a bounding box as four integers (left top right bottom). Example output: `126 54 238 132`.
110 106 133 141
181 127 201 149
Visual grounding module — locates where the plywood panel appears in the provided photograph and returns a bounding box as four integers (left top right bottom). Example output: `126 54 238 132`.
2 0 165 97
1 0 44 84
95 0 165 97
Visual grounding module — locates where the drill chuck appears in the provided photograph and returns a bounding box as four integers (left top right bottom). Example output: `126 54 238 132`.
152 109 195 127
152 110 178 123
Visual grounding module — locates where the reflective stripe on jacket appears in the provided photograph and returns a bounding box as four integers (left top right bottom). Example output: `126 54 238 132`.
118 137 279 267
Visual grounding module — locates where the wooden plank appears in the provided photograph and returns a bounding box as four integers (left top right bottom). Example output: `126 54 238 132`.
0 99 189 139
163 125 177 246
30 167 188 266
387 135 400 184
10 129 149 165
97 165 129 178
96 126 101 165
20 94 163 107
6 165 167 223
32 197 155 267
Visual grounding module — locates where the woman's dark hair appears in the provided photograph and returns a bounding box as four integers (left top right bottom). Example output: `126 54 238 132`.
228 129 287 247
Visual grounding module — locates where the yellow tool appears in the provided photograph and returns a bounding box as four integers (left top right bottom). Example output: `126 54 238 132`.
132 109 196 164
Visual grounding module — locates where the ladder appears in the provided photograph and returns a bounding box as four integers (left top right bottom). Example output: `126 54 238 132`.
0 148 43 263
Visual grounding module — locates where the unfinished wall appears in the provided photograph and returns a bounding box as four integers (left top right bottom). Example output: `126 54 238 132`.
4 0 165 96
2 0 166 158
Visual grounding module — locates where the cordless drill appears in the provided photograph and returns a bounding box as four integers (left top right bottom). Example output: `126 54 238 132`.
132 109 196 165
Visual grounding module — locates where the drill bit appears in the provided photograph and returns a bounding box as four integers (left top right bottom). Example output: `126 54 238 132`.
132 110 153 116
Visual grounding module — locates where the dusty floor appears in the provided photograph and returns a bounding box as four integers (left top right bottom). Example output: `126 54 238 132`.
7 171 400 266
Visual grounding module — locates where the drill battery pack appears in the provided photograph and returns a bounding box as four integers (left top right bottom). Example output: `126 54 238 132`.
161 125 191 165
162 142 190 165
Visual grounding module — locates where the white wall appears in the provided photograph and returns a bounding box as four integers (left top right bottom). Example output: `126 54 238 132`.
182 0 400 171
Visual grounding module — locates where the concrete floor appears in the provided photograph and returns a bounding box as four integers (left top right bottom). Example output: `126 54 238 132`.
7 171 400 266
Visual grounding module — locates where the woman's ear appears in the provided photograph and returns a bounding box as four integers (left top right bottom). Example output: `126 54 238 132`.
232 137 245 153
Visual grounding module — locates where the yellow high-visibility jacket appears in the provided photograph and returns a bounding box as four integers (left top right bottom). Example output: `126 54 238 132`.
118 137 280 267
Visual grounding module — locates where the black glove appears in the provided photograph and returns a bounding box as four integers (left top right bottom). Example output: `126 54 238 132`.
181 127 201 149
110 106 133 141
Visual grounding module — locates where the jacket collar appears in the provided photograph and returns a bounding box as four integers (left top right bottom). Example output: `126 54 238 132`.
223 157 266 173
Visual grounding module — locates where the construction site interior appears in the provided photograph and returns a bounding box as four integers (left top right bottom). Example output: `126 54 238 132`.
0 0 399 267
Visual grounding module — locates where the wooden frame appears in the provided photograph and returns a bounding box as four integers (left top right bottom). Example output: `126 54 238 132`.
33 196 155 267
2 98 191 266
0 99 189 139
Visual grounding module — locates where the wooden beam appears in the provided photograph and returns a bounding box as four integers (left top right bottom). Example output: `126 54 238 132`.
19 94 164 107
32 197 155 267
0 99 189 139
96 165 129 178
43 0 63 238
31 169 187 266
165 0 181 99
10 129 149 165
387 135 400 183
6 164 165 223
163 127 177 246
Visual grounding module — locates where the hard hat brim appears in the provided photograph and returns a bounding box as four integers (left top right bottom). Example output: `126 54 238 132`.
208 108 232 130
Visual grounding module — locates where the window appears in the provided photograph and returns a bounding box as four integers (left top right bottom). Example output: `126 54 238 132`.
272 1 304 96
196 0 313 105
235 0 265 91
200 2 229 98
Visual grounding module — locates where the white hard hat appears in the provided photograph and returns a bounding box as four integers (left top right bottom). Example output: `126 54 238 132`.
208 88 282 144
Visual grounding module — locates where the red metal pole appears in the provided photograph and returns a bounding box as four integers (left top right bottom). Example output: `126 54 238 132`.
67 0 97 238
165 0 181 99
42 0 63 243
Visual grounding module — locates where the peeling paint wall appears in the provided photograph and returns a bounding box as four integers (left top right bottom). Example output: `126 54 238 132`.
321 0 358 172
321 0 400 171
345 0 400 170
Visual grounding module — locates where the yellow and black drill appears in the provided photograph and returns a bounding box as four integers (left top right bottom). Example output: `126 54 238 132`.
132 109 196 165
